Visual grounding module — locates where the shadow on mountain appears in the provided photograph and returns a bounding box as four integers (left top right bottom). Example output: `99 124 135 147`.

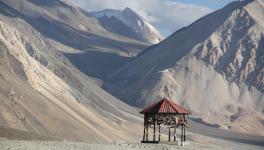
0 1 146 52
65 51 132 79
189 117 220 128
97 16 139 41
189 119 264 146
27 0 69 7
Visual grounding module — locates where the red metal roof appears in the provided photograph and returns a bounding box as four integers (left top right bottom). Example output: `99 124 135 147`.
140 98 190 114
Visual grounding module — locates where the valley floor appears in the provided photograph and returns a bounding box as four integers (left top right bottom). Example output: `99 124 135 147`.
0 137 263 150
1 119 264 150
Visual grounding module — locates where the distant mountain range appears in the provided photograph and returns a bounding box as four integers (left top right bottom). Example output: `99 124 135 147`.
91 8 164 44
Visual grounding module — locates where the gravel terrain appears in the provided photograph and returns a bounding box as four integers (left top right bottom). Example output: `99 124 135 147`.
0 140 263 150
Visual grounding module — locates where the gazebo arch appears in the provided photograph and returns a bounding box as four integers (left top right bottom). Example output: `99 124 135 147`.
140 98 190 143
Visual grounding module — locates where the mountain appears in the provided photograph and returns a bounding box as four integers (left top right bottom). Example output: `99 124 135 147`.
0 0 151 82
91 8 164 44
0 0 144 142
0 0 148 53
105 0 264 136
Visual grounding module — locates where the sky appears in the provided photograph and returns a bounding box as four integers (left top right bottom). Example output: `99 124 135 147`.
71 0 234 37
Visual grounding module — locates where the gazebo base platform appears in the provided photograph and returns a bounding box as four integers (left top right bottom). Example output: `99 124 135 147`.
141 141 189 146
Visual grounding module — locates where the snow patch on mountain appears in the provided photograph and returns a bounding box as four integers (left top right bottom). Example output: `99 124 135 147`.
91 8 164 44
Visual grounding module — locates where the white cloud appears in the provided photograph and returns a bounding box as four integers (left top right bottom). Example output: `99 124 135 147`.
71 0 212 36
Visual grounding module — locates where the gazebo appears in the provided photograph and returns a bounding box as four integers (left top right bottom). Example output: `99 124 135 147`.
140 98 190 143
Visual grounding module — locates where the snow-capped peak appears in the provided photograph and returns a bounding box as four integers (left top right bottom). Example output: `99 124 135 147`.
91 8 164 44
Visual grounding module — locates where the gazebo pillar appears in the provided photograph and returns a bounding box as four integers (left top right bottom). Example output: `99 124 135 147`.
146 114 149 141
181 124 183 142
173 125 176 141
168 127 171 141
143 121 145 141
184 125 186 141
143 114 146 141
146 126 148 141
158 124 161 141
183 115 186 142
153 114 156 141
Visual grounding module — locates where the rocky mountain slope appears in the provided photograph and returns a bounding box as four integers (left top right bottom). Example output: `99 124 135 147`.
1 0 150 82
105 0 264 136
0 0 144 142
0 0 147 53
91 8 164 44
